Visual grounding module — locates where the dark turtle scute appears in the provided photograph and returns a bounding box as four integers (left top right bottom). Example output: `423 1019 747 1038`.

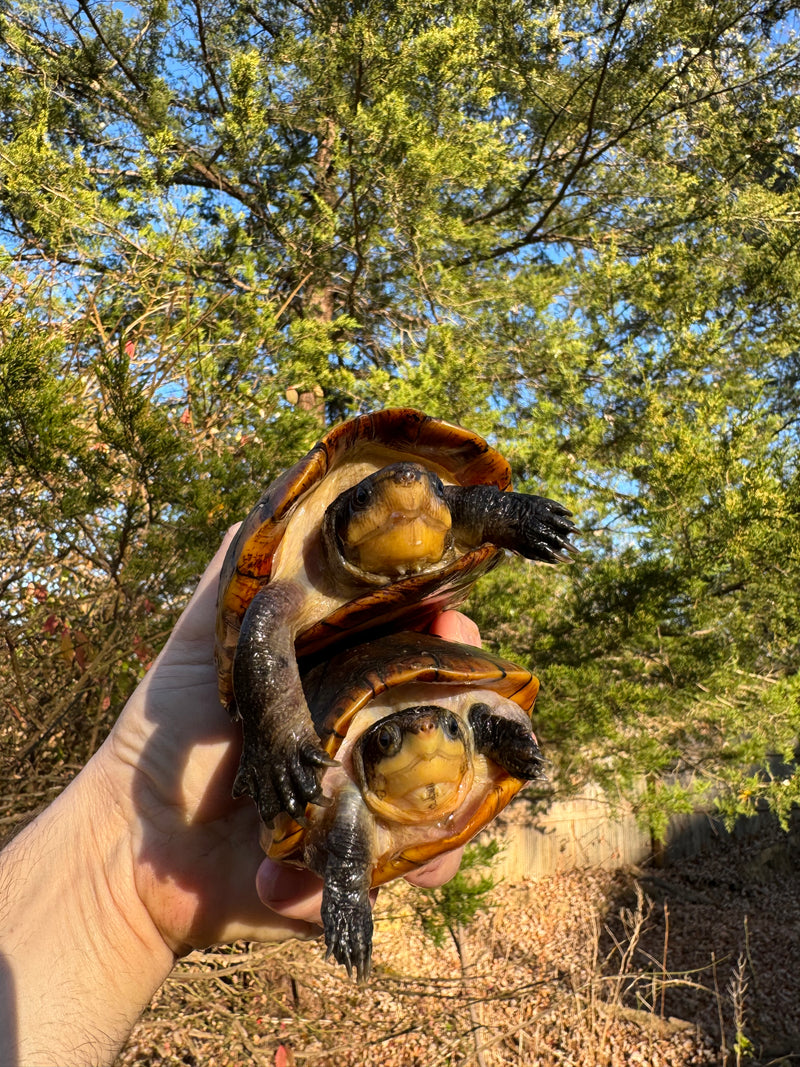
306 631 539 747
317 408 511 490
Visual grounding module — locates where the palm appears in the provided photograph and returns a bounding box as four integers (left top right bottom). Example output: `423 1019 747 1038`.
107 539 320 954
106 530 472 955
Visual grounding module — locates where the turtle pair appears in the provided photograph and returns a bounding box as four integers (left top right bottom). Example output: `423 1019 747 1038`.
214 409 575 979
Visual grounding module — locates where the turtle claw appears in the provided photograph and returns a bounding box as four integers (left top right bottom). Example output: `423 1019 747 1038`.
444 484 577 565
322 896 373 983
469 702 546 781
505 733 545 779
514 495 577 564
233 726 333 826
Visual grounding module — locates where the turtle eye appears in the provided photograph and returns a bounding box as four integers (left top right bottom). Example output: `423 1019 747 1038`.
376 722 400 754
431 474 446 499
443 713 460 740
352 481 372 509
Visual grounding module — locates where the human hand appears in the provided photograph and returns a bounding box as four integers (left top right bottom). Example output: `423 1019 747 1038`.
102 527 319 954
107 529 480 952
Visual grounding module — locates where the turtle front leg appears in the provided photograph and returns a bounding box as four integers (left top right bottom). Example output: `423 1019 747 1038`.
443 484 576 563
231 581 334 825
468 702 545 780
307 782 375 982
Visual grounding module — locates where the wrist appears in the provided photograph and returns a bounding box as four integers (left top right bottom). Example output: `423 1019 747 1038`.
0 746 175 1066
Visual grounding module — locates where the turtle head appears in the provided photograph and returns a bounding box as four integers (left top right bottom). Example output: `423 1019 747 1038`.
324 462 452 581
352 705 474 824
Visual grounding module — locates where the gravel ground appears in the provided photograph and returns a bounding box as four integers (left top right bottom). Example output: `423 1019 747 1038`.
117 821 800 1067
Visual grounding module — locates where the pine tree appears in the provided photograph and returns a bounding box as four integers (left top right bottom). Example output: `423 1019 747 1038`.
2 0 800 819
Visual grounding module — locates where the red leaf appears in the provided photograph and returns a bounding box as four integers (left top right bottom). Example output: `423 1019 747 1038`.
73 630 90 671
132 634 154 666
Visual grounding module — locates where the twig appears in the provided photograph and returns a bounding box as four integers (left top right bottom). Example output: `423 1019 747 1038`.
661 901 670 1020
712 951 728 1063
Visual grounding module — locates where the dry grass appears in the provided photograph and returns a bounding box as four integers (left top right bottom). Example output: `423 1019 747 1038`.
116 819 800 1066
115 868 709 1067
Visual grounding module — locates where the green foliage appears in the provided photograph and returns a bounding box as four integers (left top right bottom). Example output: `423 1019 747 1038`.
0 318 79 477
1 0 800 832
414 841 501 949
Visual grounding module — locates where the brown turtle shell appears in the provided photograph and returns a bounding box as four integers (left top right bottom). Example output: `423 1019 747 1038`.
268 631 540 886
215 409 513 706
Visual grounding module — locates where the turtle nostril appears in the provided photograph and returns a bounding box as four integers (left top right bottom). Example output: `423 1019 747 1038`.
390 464 422 486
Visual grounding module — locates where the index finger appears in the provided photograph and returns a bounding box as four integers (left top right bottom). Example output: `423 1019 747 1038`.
427 610 481 646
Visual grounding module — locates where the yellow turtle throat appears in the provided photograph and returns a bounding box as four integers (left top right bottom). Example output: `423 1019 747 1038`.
355 706 475 825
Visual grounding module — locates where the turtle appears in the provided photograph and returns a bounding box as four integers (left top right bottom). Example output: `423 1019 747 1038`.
265 630 544 980
215 407 574 826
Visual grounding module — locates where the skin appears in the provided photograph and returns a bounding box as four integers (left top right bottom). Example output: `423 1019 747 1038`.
0 527 473 1067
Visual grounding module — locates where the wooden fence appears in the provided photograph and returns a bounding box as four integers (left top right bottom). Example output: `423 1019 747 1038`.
487 784 778 880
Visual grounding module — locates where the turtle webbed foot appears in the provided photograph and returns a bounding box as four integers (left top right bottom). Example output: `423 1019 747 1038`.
508 492 577 564
233 727 335 825
469 702 545 780
322 893 373 982
444 484 577 564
